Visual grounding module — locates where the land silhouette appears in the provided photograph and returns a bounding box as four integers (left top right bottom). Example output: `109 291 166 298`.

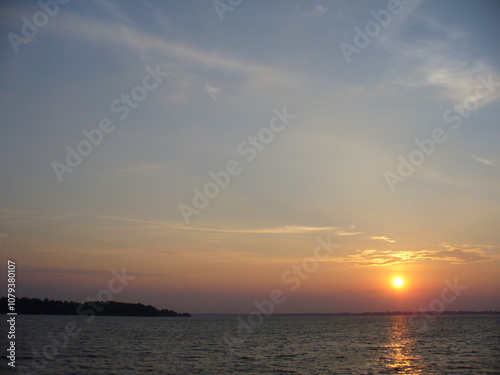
1 297 190 317
3 298 497 317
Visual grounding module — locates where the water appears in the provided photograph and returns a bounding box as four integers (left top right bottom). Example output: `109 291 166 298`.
3 314 499 374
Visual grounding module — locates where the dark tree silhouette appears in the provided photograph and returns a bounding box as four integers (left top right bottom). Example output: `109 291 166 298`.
1 297 190 317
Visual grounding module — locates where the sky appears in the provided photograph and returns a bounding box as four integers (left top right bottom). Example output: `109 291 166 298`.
0 0 499 314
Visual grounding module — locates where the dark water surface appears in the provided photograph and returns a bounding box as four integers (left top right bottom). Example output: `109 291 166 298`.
3 314 499 374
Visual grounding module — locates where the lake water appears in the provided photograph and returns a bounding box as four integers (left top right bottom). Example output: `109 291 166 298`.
3 314 499 374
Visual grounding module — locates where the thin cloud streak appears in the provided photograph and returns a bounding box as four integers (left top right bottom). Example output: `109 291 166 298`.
369 236 395 243
87 216 342 235
0 211 342 236
0 209 71 226
471 154 495 166
44 12 297 85
173 225 342 234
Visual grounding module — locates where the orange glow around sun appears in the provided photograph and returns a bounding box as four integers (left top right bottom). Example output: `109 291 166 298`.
392 277 404 288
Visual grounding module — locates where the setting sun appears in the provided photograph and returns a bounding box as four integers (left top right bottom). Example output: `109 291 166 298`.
392 277 404 288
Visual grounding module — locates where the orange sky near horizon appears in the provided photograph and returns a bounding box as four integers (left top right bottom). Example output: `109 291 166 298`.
1 1 500 315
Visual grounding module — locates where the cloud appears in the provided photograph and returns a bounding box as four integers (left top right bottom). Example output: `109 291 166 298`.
204 85 222 102
332 225 361 236
173 225 341 235
369 236 395 243
376 10 500 105
310 4 328 17
334 243 499 266
60 216 357 237
0 209 70 225
337 230 362 236
337 231 362 236
78 216 341 235
417 15 466 40
44 11 296 85
470 154 495 166
1 211 347 237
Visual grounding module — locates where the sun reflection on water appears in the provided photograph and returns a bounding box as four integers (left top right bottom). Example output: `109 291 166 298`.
380 316 425 374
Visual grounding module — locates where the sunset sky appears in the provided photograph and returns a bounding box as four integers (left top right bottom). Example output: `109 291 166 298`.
1 0 499 314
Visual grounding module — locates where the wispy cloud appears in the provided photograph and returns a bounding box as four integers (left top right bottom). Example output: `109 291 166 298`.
369 236 395 243
309 4 328 17
82 216 341 235
376 10 500 105
0 209 71 225
337 226 362 236
43 11 296 85
412 166 500 191
334 243 499 266
173 225 341 235
87 215 358 237
470 154 495 166
204 84 222 102
0 211 347 237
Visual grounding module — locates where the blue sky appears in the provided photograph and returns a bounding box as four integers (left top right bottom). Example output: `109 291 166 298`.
1 0 499 313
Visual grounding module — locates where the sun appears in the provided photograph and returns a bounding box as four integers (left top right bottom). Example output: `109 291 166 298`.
392 277 404 288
